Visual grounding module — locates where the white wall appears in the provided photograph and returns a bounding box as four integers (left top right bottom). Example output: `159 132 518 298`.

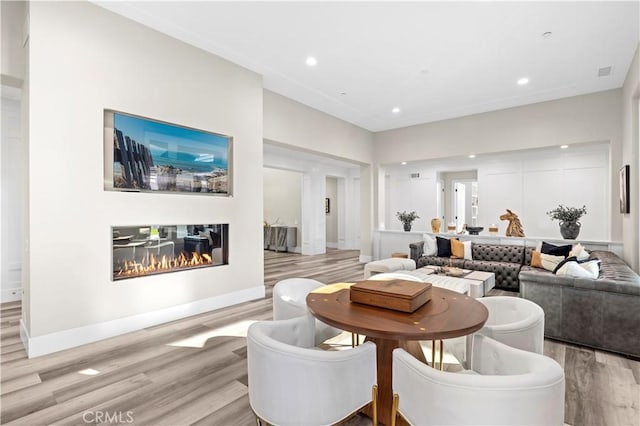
263 90 374 258
1 92 23 302
621 44 640 271
0 0 26 85
26 2 263 344
383 144 610 240
374 90 623 242
325 177 338 246
263 168 302 248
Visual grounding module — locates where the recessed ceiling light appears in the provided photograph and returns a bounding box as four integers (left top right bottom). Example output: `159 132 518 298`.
517 77 529 86
305 56 317 67
392 107 401 114
560 145 569 149
542 31 553 38
401 161 407 165
468 154 476 159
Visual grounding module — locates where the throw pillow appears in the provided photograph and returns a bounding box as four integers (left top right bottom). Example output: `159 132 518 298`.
531 250 543 268
423 234 437 256
436 236 453 257
450 239 464 258
555 259 600 279
531 251 565 271
580 260 601 277
569 243 590 261
541 241 572 258
462 240 473 260
540 253 565 271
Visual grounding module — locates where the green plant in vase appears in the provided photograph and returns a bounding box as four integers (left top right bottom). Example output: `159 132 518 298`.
397 210 420 232
546 205 587 240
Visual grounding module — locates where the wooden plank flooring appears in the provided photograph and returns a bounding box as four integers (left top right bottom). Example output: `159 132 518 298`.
1 249 639 425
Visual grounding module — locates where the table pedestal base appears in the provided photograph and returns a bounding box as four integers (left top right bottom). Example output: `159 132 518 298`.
362 337 426 426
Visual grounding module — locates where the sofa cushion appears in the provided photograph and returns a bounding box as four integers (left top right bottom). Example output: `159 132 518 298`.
451 239 464 258
555 259 599 279
471 244 524 264
541 241 572 258
530 251 564 271
436 236 453 257
463 240 473 260
417 256 466 269
463 260 521 290
423 234 437 256
569 243 590 261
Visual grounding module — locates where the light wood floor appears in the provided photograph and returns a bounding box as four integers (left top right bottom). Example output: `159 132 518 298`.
1 249 639 425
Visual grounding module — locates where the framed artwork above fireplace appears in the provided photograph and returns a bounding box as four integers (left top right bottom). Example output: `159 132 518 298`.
104 110 233 196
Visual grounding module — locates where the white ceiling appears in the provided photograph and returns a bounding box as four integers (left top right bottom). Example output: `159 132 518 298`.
95 1 640 132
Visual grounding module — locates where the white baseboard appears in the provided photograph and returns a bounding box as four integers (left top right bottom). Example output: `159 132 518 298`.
359 255 372 263
1 286 22 303
326 242 338 249
21 285 265 358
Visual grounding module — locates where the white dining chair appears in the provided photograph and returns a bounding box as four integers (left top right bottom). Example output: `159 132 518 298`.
449 295 545 369
247 315 378 426
477 296 545 354
391 334 565 426
272 277 343 345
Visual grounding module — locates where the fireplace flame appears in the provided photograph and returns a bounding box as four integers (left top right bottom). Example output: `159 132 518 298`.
116 251 214 279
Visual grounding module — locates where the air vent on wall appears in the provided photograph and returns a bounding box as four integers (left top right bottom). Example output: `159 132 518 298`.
598 66 612 77
410 173 420 179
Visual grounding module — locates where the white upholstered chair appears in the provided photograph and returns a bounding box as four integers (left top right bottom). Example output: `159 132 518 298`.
449 295 545 369
247 315 378 426
391 334 565 426
367 272 424 282
272 278 342 345
477 296 545 354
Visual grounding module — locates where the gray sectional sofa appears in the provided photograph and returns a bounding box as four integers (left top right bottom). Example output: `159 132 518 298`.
410 239 640 358
409 241 526 290
520 250 640 358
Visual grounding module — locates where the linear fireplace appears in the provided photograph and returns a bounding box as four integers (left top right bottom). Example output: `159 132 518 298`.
112 224 228 281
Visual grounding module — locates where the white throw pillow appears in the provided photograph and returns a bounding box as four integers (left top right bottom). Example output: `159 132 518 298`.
580 260 600 278
423 234 437 256
540 253 565 272
556 260 599 279
570 243 590 261
462 240 473 260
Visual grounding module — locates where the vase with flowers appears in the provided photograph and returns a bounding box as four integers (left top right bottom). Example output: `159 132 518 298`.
546 205 587 239
397 210 420 232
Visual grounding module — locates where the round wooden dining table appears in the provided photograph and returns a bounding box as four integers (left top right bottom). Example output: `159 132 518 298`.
306 284 488 426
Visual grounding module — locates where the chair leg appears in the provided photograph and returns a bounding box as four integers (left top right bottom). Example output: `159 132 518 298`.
371 384 378 426
431 339 436 367
391 393 399 426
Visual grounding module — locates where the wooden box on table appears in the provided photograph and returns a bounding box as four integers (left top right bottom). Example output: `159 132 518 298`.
349 279 432 313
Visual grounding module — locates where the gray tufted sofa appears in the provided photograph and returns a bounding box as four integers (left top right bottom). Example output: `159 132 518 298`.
519 250 640 358
410 241 526 290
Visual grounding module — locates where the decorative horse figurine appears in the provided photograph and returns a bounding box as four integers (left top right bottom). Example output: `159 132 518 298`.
500 209 525 237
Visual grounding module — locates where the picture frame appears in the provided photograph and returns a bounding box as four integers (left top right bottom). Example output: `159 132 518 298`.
104 110 232 196
325 198 330 214
619 165 630 214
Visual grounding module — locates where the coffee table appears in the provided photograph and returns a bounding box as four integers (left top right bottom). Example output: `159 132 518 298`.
307 284 488 425
405 267 495 298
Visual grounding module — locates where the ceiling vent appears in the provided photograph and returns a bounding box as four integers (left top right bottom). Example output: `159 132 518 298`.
597 66 612 77
410 173 420 179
